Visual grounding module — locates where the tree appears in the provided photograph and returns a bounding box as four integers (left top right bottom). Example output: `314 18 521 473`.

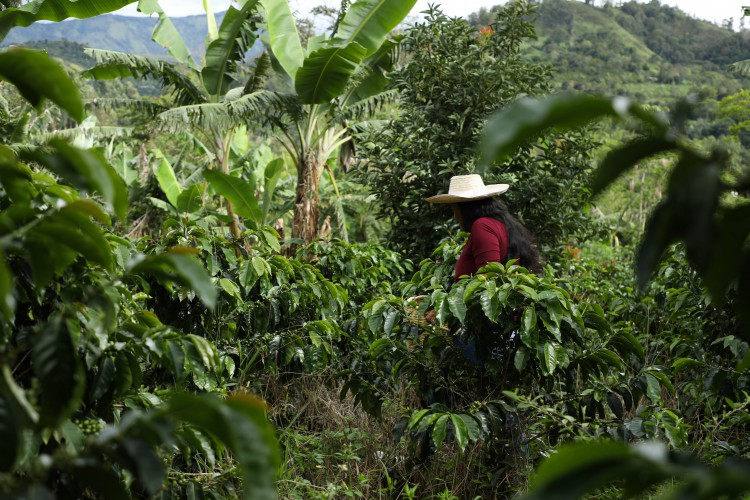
83 0 280 237
259 0 416 244
719 88 750 147
84 0 414 245
360 2 595 257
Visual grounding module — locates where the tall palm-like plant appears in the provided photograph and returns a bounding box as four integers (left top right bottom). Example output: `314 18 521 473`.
83 0 293 237
84 0 413 242
259 0 415 243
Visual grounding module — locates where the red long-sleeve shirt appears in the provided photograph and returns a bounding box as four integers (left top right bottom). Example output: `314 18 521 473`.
454 217 508 282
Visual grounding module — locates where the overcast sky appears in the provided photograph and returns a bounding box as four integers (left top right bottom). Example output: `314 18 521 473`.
114 0 745 27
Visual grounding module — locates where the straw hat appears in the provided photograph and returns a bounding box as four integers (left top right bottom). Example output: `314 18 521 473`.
425 174 509 204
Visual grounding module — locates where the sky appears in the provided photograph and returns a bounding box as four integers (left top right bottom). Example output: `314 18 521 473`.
114 0 746 28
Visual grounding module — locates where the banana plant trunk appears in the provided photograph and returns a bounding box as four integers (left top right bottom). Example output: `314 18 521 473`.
292 149 321 244
214 128 242 239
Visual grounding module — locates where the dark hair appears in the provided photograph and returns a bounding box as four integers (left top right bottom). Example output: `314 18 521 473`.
458 198 542 274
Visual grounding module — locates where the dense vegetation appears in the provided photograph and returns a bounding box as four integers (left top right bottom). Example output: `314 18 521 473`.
1 0 750 498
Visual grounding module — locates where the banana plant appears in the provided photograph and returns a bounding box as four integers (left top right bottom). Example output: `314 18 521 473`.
148 148 207 215
83 0 412 244
260 0 415 244
83 0 281 238
229 132 291 226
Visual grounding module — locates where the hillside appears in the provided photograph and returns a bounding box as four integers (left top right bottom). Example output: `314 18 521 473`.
2 12 220 56
5 0 749 108
470 0 750 104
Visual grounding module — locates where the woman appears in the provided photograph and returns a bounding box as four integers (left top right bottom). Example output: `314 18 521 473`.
426 174 541 280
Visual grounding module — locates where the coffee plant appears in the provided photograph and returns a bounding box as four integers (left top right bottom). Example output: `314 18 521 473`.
0 46 279 499
2 0 750 498
480 90 750 496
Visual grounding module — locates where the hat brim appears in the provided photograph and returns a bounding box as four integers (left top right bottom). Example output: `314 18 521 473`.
425 184 509 204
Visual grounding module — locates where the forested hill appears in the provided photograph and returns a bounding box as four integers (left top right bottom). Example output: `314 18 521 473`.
5 0 748 102
469 0 750 102
533 0 747 67
2 11 221 56
4 1 745 64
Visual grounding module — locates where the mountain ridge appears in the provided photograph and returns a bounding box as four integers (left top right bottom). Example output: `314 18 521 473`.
3 11 224 56
5 0 748 106
469 0 749 103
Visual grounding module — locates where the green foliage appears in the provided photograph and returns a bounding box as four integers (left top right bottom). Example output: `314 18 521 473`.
135 216 350 374
479 73 750 497
526 441 750 499
5 2 750 498
480 94 665 168
129 251 218 307
151 147 182 206
0 48 84 122
138 0 199 71
204 169 262 226
202 0 261 96
299 239 412 303
291 0 416 104
482 93 750 329
332 235 657 498
347 238 633 427
719 88 750 141
261 0 305 80
493 0 749 105
83 48 207 106
0 43 278 499
615 1 746 67
334 0 413 56
360 2 594 257
295 43 368 104
22 138 128 218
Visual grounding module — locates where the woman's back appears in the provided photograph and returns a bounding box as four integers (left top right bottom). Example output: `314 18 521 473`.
455 217 508 281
